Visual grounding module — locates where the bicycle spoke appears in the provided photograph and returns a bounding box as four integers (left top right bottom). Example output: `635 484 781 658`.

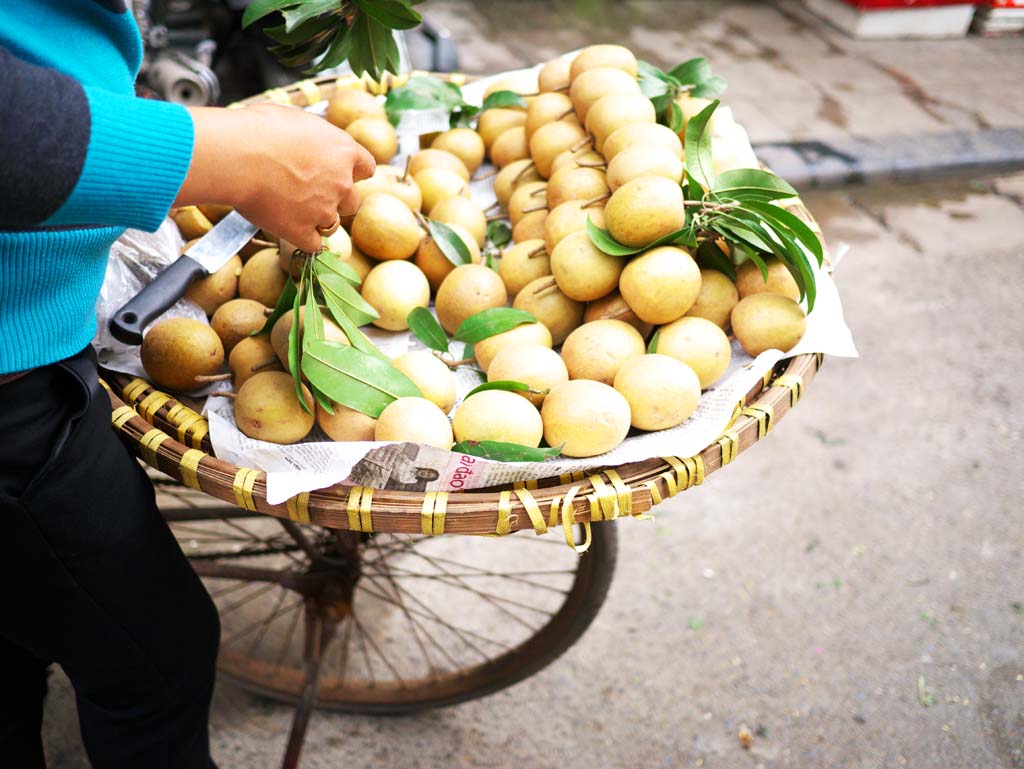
217 581 281 617
221 595 305 649
349 610 406 688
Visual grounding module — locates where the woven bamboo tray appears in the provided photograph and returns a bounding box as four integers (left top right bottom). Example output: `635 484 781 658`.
102 69 827 544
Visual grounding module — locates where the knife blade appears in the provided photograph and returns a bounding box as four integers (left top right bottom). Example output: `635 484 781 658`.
110 210 259 345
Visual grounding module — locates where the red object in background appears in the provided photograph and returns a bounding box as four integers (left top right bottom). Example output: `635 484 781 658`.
982 0 1024 8
839 0 974 7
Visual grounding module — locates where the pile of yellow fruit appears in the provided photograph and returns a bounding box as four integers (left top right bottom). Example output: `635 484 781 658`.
142 44 811 462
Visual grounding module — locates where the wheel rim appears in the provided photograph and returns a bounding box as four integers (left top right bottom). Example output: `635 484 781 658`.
171 514 616 713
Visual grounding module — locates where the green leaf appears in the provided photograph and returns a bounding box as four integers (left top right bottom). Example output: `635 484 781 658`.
289 280 311 414
647 331 660 354
639 72 672 101
318 282 390 361
740 201 824 266
355 0 422 31
480 90 528 110
428 220 473 268
696 241 737 281
464 380 538 399
242 0 298 28
301 340 421 418
311 383 335 415
315 24 355 71
319 272 379 326
452 440 563 463
685 99 719 191
282 0 337 33
462 342 475 363
486 220 512 249
314 250 361 286
453 307 537 343
668 100 685 133
386 76 465 115
587 216 696 257
713 169 798 201
265 15 335 45
256 275 297 335
406 307 450 353
691 76 727 99
669 58 712 86
304 284 325 344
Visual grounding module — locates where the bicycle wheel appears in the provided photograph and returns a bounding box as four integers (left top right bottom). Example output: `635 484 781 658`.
163 488 617 714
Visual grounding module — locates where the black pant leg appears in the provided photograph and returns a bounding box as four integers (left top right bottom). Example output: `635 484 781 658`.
0 636 49 769
0 348 220 769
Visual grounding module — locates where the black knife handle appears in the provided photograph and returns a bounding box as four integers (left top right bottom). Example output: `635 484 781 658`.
110 257 207 345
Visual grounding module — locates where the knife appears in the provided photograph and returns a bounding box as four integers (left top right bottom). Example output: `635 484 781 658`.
110 210 259 345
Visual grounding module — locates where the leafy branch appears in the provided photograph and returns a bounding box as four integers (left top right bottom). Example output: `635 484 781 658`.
588 100 825 310
638 57 726 132
242 0 425 80
384 77 526 127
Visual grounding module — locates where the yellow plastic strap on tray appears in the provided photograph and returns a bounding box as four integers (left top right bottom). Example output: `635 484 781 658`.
663 455 704 491
604 470 634 517
548 496 562 529
741 405 774 439
122 377 149 403
718 431 739 466
139 429 169 466
295 79 321 105
559 470 585 484
232 467 260 512
138 391 170 422
645 479 664 506
816 352 825 368
774 374 803 407
496 490 513 536
111 406 135 431
347 486 373 532
264 87 292 105
514 479 539 491
420 491 448 535
763 369 774 389
179 449 204 491
513 486 547 535
99 377 111 392
286 491 311 524
587 474 618 521
184 418 209 449
559 486 591 554
165 402 199 427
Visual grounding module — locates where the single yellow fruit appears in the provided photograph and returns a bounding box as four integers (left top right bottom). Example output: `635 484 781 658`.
474 320 552 373
606 145 684 192
391 350 457 413
538 57 571 92
619 245 702 324
483 71 538 101
686 269 739 329
141 317 224 392
730 294 807 356
494 159 542 209
736 257 801 302
435 263 509 335
604 176 686 249
354 165 423 212
513 277 584 345
529 120 587 179
234 371 315 445
413 167 469 214
560 319 645 385
238 247 288 308
453 390 543 447
197 203 232 223
613 354 701 431
569 67 641 123
229 334 281 387
570 44 639 81
172 206 213 240
497 239 551 296
546 165 609 210
375 397 453 449
211 298 269 354
346 117 397 164
351 192 424 261
487 345 568 406
602 122 684 162
512 210 548 243
429 196 487 247
541 380 631 458
414 222 482 291
478 109 527 154
431 128 485 174
360 260 430 331
585 92 656 154
409 148 470 182
550 148 605 177
525 92 574 138
326 88 385 129
583 290 653 337
185 253 241 315
317 402 376 442
490 126 529 168
550 229 625 302
507 180 547 227
544 200 606 254
656 316 732 389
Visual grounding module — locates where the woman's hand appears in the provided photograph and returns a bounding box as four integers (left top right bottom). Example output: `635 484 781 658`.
176 103 376 252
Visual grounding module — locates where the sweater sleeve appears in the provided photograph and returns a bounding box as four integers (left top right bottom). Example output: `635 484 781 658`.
0 45 194 233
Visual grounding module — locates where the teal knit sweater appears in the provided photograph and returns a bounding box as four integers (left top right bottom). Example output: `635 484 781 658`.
0 0 195 374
